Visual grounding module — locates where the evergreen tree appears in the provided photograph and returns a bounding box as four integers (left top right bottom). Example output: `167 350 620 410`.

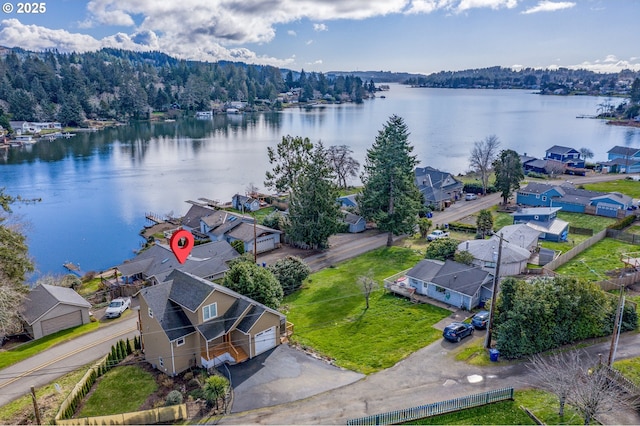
264 135 313 193
223 261 283 309
359 115 423 246
493 149 524 205
476 209 494 238
286 142 342 250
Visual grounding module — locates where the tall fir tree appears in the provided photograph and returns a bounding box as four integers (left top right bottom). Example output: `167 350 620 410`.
493 149 524 205
359 115 423 246
286 142 342 250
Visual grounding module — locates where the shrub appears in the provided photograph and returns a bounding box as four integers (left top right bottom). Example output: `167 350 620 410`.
230 239 245 254
165 390 184 406
607 215 636 230
447 222 477 233
425 238 458 261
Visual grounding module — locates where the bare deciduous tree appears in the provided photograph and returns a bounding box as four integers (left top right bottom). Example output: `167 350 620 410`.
528 350 632 425
545 159 566 177
358 273 379 310
469 135 500 195
0 285 25 343
327 145 360 190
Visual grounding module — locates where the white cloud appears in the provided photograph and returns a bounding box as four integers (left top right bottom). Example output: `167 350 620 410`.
521 1 575 14
313 23 328 31
287 30 297 36
570 55 640 73
0 19 101 52
306 40 314 45
455 0 517 12
405 0 517 14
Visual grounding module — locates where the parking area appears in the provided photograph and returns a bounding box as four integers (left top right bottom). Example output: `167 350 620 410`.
226 344 364 413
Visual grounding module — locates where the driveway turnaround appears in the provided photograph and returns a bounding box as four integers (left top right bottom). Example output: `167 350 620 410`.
227 345 364 413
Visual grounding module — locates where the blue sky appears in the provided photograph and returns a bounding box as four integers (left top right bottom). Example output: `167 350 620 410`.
0 0 637 74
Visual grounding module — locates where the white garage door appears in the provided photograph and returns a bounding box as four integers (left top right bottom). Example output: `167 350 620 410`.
41 310 83 336
254 326 276 356
256 236 275 253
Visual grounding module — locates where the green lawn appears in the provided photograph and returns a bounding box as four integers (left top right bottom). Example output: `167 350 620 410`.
554 238 638 279
285 247 451 374
77 365 158 417
409 389 583 425
583 179 640 199
0 322 100 370
613 357 640 386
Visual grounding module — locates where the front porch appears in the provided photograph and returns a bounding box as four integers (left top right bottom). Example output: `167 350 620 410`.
201 341 249 368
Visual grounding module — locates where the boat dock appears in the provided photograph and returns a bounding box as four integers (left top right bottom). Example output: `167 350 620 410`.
63 262 83 277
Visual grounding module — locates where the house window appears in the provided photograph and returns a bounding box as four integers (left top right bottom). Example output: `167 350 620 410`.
541 196 547 201
159 357 164 368
435 286 446 293
176 337 185 347
534 215 539 220
148 307 153 318
203 303 218 321
535 194 540 199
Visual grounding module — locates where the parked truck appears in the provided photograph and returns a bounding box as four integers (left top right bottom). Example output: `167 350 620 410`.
426 229 450 241
105 297 131 319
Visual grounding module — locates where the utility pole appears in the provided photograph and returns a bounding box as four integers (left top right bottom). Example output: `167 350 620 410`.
30 386 41 425
253 211 258 263
608 283 625 366
485 233 503 349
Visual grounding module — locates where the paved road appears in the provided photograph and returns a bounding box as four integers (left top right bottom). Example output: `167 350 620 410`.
221 330 640 425
0 313 138 407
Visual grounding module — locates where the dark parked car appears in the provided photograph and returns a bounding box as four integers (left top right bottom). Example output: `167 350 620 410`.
471 310 490 329
443 322 474 342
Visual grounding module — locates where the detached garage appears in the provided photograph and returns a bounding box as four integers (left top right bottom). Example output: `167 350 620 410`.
20 284 92 340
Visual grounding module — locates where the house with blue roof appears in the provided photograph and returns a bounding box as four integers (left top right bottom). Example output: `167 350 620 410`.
138 269 288 375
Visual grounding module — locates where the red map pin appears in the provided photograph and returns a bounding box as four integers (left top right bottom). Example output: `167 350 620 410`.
170 229 194 264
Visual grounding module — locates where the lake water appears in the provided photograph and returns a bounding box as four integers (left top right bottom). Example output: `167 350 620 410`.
2 84 640 280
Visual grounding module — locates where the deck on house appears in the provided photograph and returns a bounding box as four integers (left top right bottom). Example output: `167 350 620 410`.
203 342 249 364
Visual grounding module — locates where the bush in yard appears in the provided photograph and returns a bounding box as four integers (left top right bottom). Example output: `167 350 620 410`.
203 375 229 410
454 250 475 265
268 255 310 296
230 239 244 254
425 238 458 261
494 276 638 359
223 260 284 309
165 390 183 406
262 211 282 230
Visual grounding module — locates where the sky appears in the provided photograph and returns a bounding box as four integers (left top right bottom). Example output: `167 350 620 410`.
0 0 637 75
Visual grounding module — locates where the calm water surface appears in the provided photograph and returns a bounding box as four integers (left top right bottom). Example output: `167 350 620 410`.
2 84 640 279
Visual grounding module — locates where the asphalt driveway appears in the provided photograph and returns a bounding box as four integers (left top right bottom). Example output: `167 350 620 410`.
226 344 364 413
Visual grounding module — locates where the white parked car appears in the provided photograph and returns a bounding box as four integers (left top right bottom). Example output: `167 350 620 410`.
465 193 478 201
427 230 450 241
105 297 131 319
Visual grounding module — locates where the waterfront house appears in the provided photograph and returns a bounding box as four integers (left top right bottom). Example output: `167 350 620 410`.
414 166 464 210
601 146 640 174
512 207 569 242
545 145 585 168
138 269 288 376
116 240 239 285
232 194 260 212
404 259 493 310
20 284 92 340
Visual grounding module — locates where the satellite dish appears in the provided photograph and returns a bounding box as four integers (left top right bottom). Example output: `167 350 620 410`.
54 383 62 393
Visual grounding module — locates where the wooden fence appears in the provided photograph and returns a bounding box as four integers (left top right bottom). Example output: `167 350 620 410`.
346 387 514 425
607 229 640 245
543 229 607 271
54 404 188 425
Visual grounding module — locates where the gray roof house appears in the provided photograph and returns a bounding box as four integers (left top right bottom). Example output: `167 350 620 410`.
414 166 464 210
404 259 493 310
20 284 92 340
457 233 535 277
343 212 366 233
138 269 287 375
117 240 239 285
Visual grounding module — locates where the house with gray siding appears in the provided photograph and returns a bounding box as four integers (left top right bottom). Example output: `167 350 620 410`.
414 166 464 210
404 259 493 310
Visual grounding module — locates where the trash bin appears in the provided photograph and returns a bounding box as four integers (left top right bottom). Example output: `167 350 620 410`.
489 349 500 362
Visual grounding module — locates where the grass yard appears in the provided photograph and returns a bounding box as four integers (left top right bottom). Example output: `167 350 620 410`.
410 389 583 425
583 179 640 199
0 364 89 424
553 238 638 279
613 357 640 386
284 247 451 374
77 365 158 417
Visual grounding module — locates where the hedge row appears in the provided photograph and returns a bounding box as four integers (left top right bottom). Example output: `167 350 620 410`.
56 337 138 421
607 214 637 231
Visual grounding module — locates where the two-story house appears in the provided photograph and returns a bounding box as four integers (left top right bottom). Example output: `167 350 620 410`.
138 270 288 376
600 146 640 174
512 207 569 242
414 166 464 210
545 145 585 168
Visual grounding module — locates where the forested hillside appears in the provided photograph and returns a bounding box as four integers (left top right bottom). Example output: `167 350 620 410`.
0 48 370 127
